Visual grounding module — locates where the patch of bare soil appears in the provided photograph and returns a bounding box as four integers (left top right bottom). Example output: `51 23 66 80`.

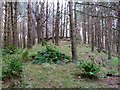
98 76 120 88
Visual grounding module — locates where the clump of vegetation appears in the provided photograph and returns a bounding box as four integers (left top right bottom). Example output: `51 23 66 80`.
2 58 23 81
21 49 29 62
77 57 100 78
2 45 17 56
32 43 70 65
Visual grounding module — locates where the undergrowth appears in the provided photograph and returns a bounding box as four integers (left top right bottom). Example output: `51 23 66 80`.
77 57 100 79
32 43 70 65
2 58 23 81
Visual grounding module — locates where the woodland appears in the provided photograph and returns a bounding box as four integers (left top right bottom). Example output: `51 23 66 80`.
0 0 120 88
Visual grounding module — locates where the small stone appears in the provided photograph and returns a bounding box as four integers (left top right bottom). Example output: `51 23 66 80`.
78 76 81 79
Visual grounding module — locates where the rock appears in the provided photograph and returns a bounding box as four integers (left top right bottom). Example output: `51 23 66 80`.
78 76 81 79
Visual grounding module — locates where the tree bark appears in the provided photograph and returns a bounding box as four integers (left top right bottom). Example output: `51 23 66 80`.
83 4 86 44
3 2 8 48
60 3 63 38
27 0 33 48
46 0 48 40
13 1 18 47
91 4 95 52
7 2 11 45
117 2 120 58
22 19 26 48
69 1 77 63
54 0 60 46
0 2 2 48
52 1 55 43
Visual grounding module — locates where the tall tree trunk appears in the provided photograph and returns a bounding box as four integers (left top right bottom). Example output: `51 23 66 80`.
7 2 11 45
35 2 41 44
105 15 111 60
37 15 41 43
94 17 98 47
22 19 26 48
60 3 63 38
87 3 90 44
19 22 22 48
69 1 77 63
91 4 95 52
46 0 48 40
107 18 112 60
101 11 104 50
74 2 77 34
66 4 68 38
63 3 66 38
104 6 108 52
10 2 14 45
87 15 90 44
96 13 102 53
13 1 18 47
83 5 86 44
3 2 8 48
52 1 55 43
40 2 45 45
91 16 95 52
27 0 33 48
0 2 2 48
117 2 120 58
54 0 60 46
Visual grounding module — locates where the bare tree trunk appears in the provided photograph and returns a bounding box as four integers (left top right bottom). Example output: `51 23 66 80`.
83 5 86 44
7 2 11 45
91 4 95 52
40 2 45 45
55 0 60 46
105 14 111 60
63 3 66 38
22 19 26 48
52 1 55 43
66 4 68 38
74 2 77 33
19 22 22 48
0 2 2 48
94 17 98 47
37 16 41 43
86 3 90 44
69 1 77 63
46 0 48 40
107 18 112 60
101 12 104 50
104 7 108 52
3 2 8 48
60 3 63 38
27 0 33 48
10 2 14 45
13 1 18 47
87 15 90 44
91 16 95 52
96 13 101 53
35 2 41 44
117 2 120 58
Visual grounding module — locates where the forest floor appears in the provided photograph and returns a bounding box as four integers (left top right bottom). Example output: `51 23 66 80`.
2 40 120 88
